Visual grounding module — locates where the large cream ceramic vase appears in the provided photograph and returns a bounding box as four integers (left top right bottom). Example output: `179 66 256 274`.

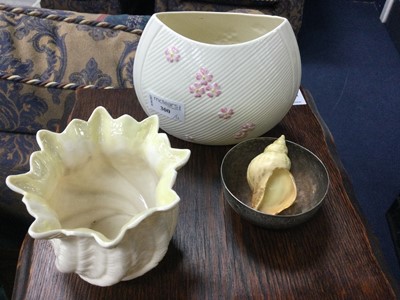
134 12 301 145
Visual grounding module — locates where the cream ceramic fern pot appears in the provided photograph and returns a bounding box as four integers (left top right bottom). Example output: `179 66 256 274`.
133 12 301 145
6 107 190 287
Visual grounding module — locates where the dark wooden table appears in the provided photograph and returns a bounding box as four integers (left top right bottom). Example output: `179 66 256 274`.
12 88 399 299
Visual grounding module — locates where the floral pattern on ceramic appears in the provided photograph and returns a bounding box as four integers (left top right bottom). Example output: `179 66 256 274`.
218 107 235 119
234 122 256 139
189 67 222 99
189 82 205 98
165 46 181 63
196 67 213 84
206 82 222 98
6 107 191 286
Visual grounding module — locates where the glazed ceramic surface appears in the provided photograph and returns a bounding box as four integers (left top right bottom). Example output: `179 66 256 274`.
134 12 301 145
6 107 190 286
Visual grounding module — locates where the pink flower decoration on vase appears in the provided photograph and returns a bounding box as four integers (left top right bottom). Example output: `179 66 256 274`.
234 130 247 139
241 122 256 131
189 82 205 97
234 122 256 139
196 67 213 85
165 46 181 63
206 82 222 98
189 67 222 99
218 107 234 119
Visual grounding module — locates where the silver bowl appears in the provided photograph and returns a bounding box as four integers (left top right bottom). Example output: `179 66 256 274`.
221 137 329 229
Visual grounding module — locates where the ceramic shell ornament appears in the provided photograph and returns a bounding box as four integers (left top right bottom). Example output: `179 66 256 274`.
6 107 191 286
246 135 297 215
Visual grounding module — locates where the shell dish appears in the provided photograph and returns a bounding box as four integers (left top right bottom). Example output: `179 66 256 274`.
221 137 329 229
6 107 191 286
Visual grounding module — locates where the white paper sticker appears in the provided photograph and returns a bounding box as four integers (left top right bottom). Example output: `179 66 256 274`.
293 89 307 105
148 93 185 122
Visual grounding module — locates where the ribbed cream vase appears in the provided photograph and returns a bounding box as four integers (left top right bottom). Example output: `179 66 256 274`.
134 12 301 145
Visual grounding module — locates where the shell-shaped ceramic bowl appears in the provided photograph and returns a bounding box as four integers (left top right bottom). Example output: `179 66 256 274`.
6 107 191 286
134 12 301 145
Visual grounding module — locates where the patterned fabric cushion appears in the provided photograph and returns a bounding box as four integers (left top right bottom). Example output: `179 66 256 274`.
154 0 304 34
0 5 148 133
0 4 149 221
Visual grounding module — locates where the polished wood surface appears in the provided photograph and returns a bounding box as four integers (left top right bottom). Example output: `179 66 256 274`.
13 88 398 299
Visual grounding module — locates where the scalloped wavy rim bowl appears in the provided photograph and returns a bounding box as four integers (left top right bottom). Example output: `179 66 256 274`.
221 137 329 229
6 107 191 286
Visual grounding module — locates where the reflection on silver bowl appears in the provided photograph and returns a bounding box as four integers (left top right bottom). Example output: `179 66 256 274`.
221 137 329 229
